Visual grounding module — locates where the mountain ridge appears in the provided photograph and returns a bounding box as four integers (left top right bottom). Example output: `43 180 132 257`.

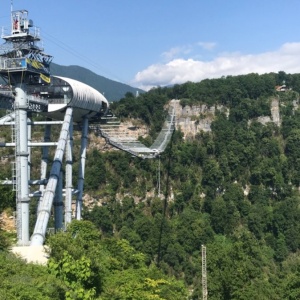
50 63 144 101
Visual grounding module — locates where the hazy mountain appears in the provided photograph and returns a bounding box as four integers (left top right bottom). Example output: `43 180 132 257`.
50 63 144 101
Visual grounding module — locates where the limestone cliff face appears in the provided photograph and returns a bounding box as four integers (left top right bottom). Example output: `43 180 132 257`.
169 99 228 138
256 98 281 126
271 98 281 126
170 98 284 139
89 120 149 151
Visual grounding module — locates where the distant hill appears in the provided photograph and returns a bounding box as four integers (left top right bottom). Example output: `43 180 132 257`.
50 63 144 101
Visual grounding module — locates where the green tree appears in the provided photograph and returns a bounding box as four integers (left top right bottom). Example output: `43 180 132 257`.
0 252 65 299
48 252 96 300
86 205 113 236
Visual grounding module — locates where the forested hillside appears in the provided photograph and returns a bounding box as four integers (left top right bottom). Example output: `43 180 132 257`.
2 71 300 299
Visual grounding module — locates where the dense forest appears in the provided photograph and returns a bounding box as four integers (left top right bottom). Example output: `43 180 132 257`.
2 71 300 299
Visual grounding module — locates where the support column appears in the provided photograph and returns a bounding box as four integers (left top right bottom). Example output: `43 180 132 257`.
38 122 51 212
15 85 30 245
65 119 73 227
76 117 88 220
54 171 63 231
27 116 31 180
30 107 73 246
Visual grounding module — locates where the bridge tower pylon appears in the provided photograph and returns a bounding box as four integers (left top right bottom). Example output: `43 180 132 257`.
0 9 53 245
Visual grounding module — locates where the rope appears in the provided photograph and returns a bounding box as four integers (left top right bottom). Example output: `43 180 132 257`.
156 129 174 266
156 156 161 196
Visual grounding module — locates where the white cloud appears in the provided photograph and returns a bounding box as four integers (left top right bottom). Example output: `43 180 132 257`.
197 42 217 50
161 42 216 61
133 42 300 90
161 45 193 61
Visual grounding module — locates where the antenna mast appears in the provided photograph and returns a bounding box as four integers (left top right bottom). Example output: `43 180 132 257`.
202 245 208 300
10 0 13 26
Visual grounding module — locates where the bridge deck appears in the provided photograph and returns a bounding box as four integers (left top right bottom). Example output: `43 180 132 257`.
95 107 175 159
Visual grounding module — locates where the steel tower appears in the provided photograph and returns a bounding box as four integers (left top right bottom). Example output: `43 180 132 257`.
0 9 52 245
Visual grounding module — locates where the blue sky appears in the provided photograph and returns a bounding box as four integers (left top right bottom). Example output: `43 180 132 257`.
1 0 300 90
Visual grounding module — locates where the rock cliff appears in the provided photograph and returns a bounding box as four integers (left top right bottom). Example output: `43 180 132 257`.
169 98 284 139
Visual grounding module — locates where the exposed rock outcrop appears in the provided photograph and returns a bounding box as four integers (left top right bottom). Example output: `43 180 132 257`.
257 98 280 126
170 99 227 138
170 97 286 139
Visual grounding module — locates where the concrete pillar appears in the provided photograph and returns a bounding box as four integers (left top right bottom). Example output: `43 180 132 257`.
15 85 30 245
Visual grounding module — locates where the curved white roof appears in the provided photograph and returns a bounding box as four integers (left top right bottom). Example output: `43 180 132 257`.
46 76 109 122
55 76 108 111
